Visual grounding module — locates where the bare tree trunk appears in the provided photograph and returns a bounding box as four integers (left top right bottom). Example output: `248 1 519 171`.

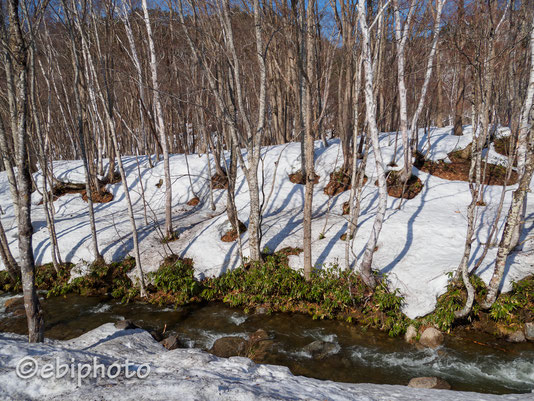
198 107 216 211
481 10 534 307
357 0 387 288
121 1 151 161
0 214 19 281
218 0 266 261
23 3 62 271
393 0 415 181
62 0 102 263
435 50 444 127
453 0 465 136
405 0 445 178
303 0 316 280
77 2 147 296
455 1 509 317
5 0 44 342
454 116 482 318
482 141 534 309
109 118 147 297
0 113 19 218
36 59 63 268
344 57 365 270
510 15 534 250
141 0 173 239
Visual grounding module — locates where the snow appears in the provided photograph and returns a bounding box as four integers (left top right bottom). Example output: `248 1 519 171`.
0 126 533 319
0 323 531 400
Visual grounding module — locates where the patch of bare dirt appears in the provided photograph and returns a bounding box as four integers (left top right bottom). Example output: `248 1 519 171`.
276 246 303 256
81 189 114 203
187 197 200 206
414 150 518 186
384 172 424 199
493 136 513 157
221 221 247 242
324 170 368 197
212 172 228 189
289 171 320 185
39 185 83 205
44 174 121 204
100 171 122 185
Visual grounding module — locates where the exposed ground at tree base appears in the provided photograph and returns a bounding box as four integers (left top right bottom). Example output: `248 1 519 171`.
414 150 518 185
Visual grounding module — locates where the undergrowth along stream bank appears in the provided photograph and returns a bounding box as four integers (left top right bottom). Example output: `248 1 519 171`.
0 251 532 339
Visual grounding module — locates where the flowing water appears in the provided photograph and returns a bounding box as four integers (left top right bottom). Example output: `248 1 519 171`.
1 293 533 395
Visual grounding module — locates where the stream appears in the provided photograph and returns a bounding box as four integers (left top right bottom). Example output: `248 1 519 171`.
1 293 533 395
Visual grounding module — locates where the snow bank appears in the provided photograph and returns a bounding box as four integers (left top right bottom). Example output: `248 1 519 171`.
0 324 531 400
0 126 532 318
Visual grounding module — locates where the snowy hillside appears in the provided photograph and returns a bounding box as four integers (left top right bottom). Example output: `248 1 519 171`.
0 126 532 318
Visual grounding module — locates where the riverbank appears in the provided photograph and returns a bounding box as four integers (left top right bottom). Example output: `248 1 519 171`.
2 252 534 343
1 254 534 396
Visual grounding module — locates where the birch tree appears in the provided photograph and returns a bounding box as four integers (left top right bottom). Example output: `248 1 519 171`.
61 0 102 263
400 0 445 183
141 0 174 239
75 0 147 297
22 1 62 272
357 0 388 287
3 0 45 342
178 0 267 261
0 210 19 282
303 0 316 280
455 0 510 318
481 12 534 309
510 14 534 251
392 0 415 182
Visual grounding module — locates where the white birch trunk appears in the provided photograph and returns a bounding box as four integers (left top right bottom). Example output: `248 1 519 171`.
141 0 173 239
62 0 102 262
406 0 446 175
303 0 316 279
6 0 45 342
393 0 415 181
357 0 388 288
510 15 534 250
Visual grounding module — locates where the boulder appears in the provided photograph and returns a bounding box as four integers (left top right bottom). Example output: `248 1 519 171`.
248 329 269 345
408 377 451 390
255 306 269 315
150 330 164 342
5 296 23 310
247 329 274 363
114 320 137 330
302 340 339 360
4 297 25 316
524 322 534 341
160 334 181 350
210 336 247 358
507 330 526 343
404 325 417 344
419 327 444 348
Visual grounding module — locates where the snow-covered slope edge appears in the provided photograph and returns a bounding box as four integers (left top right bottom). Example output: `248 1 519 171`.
0 126 533 318
0 323 530 401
